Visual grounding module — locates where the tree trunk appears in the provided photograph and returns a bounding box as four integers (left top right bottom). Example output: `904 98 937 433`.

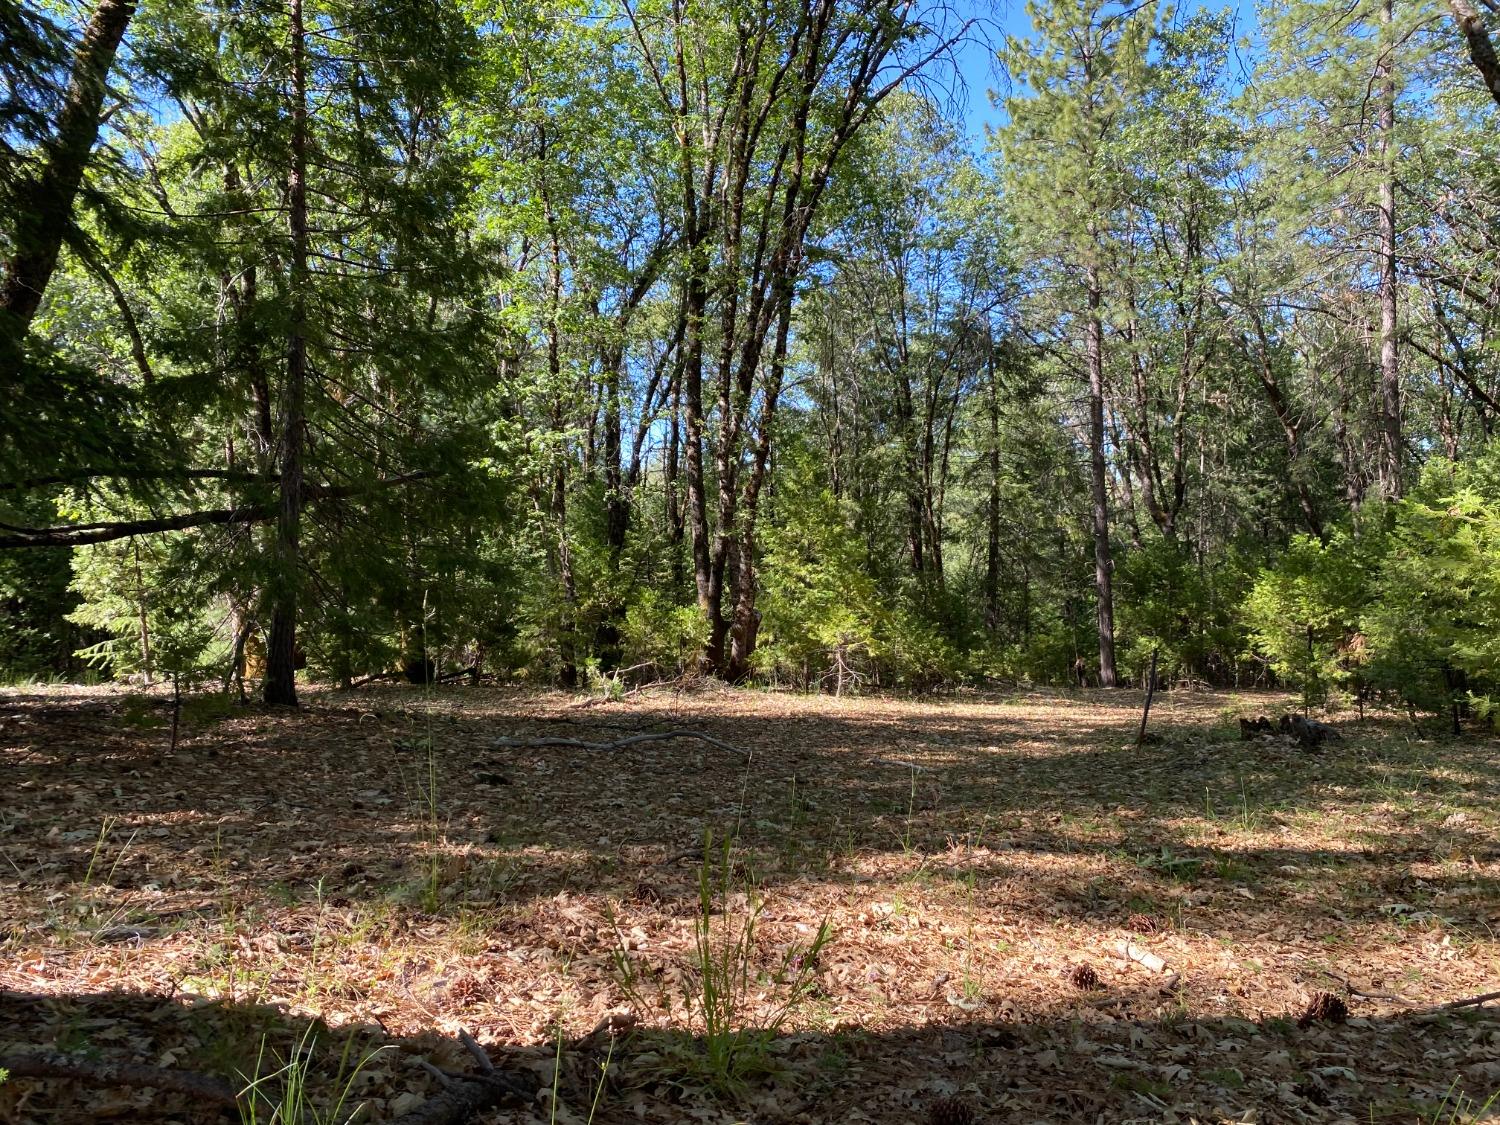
681 258 718 668
131 539 153 684
1085 266 1119 688
1448 0 1500 106
0 0 135 326
665 363 685 589
725 286 793 681
1376 0 1402 500
984 341 1002 634
263 0 309 707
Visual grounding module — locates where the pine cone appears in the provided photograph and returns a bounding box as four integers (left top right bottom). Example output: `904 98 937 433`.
928 1095 977 1125
1069 963 1100 991
446 973 487 1005
1297 990 1349 1028
1125 912 1160 934
631 880 663 905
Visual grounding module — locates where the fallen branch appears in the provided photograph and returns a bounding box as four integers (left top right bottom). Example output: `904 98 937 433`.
457 1029 493 1073
0 1050 241 1107
391 1029 534 1125
1317 968 1415 1005
390 1074 530 1125
350 670 402 689
491 729 749 758
871 756 931 773
1442 988 1500 1010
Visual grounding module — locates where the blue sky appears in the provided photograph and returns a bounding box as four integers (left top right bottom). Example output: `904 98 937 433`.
948 0 1259 144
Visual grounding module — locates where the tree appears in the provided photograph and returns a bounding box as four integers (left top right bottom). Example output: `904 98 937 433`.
996 0 1154 687
0 0 135 328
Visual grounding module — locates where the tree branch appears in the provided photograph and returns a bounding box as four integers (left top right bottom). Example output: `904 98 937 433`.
0 467 268 493
0 471 438 548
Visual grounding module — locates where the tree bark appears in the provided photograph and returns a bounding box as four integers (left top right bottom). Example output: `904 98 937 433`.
1376 0 1402 500
984 339 1002 634
1085 265 1119 688
1448 0 1500 105
0 0 135 327
725 284 793 681
263 0 310 707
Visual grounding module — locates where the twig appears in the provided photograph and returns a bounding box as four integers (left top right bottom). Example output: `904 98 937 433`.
0 1051 241 1107
871 757 932 773
390 1030 534 1125
1135 649 1158 746
389 1075 529 1125
1442 988 1500 1009
491 729 749 758
416 1060 455 1088
1317 968 1415 1005
457 1029 494 1073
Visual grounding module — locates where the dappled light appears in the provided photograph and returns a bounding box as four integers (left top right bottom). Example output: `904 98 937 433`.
4 684 1498 1121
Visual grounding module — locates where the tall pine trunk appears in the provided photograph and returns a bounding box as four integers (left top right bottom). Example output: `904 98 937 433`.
263 0 309 707
1376 0 1402 500
1086 266 1118 688
984 342 1002 634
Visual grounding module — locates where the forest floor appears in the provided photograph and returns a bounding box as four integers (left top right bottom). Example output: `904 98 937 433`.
2 683 1499 1124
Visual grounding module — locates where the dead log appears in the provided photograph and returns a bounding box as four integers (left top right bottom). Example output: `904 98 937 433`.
1280 713 1342 747
0 1050 241 1107
1239 716 1274 740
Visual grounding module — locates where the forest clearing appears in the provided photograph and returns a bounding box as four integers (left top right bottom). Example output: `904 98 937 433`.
3 683 1498 1123
10 0 1500 1120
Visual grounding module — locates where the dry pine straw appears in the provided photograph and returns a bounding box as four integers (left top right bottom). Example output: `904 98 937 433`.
2 682 1499 1123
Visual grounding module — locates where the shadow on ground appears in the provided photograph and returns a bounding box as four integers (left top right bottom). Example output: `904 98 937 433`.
3 984 1498 1124
3 684 1496 939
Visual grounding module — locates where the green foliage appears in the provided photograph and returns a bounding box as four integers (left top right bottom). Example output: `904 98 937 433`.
0 540 85 680
1115 537 1254 685
67 534 231 684
237 1025 386 1125
622 588 708 677
753 457 883 689
1362 458 1500 718
6 0 1500 711
612 831 831 1098
1242 530 1378 706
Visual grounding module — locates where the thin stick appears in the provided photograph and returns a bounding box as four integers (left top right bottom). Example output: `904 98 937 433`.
1442 988 1500 1009
457 1029 494 1073
1135 649 1159 746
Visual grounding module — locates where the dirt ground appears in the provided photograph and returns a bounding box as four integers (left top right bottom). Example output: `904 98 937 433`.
2 682 1499 1123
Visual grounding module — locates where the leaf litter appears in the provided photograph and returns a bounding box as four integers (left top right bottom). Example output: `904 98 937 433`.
1 682 1499 1122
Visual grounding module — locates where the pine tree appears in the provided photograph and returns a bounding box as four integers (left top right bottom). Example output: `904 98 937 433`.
996 0 1154 687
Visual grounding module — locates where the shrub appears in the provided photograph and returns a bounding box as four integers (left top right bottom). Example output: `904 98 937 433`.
1241 529 1379 707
